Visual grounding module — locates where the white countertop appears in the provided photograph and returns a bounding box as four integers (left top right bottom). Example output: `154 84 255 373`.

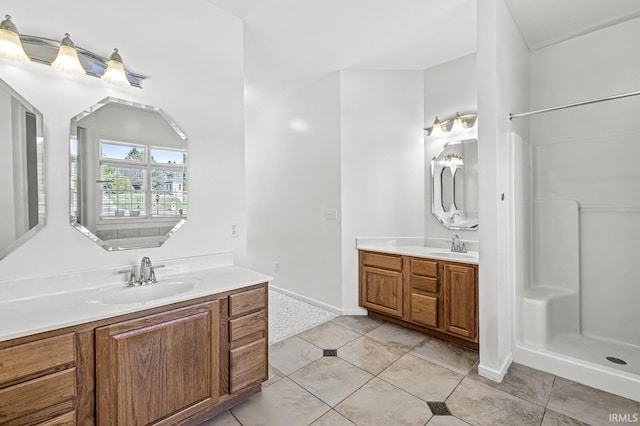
357 237 479 265
0 259 272 343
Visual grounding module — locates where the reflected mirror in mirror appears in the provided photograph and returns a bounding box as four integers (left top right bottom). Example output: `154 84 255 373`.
70 97 187 250
431 139 478 230
0 77 45 260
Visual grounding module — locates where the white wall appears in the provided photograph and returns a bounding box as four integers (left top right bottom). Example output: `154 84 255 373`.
424 53 478 241
477 0 530 381
245 73 343 310
340 70 425 313
530 17 640 346
0 0 245 281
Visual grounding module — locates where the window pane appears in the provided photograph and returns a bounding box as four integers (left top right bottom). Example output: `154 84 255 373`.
100 165 146 217
101 142 145 162
151 148 185 164
151 168 187 216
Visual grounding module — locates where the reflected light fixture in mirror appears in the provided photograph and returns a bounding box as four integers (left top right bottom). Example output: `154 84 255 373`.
0 15 30 63
445 153 464 166
51 33 85 75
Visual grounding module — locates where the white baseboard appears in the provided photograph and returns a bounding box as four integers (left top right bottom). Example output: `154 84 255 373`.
478 352 513 383
268 285 342 315
341 307 368 316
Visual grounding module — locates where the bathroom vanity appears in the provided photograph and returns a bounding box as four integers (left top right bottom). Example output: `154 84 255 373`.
0 262 269 425
358 242 478 350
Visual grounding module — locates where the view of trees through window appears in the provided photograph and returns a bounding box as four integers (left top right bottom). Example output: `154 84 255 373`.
100 142 187 218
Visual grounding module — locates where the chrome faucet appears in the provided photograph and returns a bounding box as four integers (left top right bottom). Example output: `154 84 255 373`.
123 257 164 286
450 234 467 253
139 256 152 283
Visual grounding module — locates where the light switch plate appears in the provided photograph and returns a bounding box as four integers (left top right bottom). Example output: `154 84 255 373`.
325 208 338 220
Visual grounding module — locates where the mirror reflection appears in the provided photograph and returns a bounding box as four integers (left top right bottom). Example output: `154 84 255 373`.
0 77 45 260
70 98 187 250
432 138 478 230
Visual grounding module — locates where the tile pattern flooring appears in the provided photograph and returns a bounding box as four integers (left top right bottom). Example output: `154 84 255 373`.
202 316 640 426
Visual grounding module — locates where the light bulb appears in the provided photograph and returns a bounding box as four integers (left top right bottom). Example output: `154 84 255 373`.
101 48 130 86
0 15 30 63
51 34 86 75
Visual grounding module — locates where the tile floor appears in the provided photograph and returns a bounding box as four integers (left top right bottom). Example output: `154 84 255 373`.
202 316 640 426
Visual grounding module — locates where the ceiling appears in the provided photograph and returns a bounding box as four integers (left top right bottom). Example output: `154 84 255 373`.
206 0 477 108
206 0 640 107
504 0 640 51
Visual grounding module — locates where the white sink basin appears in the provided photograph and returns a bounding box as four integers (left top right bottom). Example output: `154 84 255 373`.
428 251 478 261
87 278 202 304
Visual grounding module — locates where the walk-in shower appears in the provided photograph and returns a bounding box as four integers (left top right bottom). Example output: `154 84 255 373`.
508 88 640 401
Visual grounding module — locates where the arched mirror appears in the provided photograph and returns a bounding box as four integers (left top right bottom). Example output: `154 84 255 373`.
70 97 187 250
0 77 45 260
432 138 478 230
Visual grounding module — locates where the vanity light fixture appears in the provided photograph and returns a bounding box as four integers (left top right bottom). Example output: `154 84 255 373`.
425 112 477 136
51 33 85 75
101 48 130 86
0 14 146 87
0 15 30 63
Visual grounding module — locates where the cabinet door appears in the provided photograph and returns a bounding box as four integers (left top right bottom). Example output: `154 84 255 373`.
443 264 477 340
361 266 403 318
96 301 219 426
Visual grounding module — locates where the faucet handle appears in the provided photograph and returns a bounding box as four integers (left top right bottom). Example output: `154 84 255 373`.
149 265 164 284
118 267 138 287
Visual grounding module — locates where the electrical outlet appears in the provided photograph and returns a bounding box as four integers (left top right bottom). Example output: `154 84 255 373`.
274 261 280 272
229 223 239 238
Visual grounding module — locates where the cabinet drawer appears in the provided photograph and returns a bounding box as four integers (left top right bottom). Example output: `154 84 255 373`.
411 276 438 294
411 294 437 327
0 368 76 424
362 252 402 271
39 410 76 426
0 333 75 386
229 287 266 317
411 258 438 278
229 310 266 342
230 338 267 394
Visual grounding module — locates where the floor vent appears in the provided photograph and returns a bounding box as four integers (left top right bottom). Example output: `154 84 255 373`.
427 402 452 416
606 356 627 365
323 349 337 357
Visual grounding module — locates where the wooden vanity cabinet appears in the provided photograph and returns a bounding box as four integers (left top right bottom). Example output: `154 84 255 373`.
359 250 478 349
0 282 269 426
227 287 268 394
95 301 220 426
359 251 405 318
0 333 77 425
443 263 477 341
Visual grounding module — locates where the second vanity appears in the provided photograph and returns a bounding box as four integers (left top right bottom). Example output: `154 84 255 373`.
357 238 479 350
0 254 271 425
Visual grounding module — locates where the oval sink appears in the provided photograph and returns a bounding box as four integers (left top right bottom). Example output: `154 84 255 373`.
87 278 202 304
428 251 477 261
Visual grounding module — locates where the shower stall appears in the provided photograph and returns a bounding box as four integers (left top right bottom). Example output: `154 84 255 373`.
508 89 640 401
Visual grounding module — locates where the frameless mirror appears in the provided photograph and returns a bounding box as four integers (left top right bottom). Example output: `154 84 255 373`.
70 97 187 250
0 77 45 260
432 138 478 230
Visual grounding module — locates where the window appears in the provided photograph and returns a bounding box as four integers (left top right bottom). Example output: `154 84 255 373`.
99 141 187 219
